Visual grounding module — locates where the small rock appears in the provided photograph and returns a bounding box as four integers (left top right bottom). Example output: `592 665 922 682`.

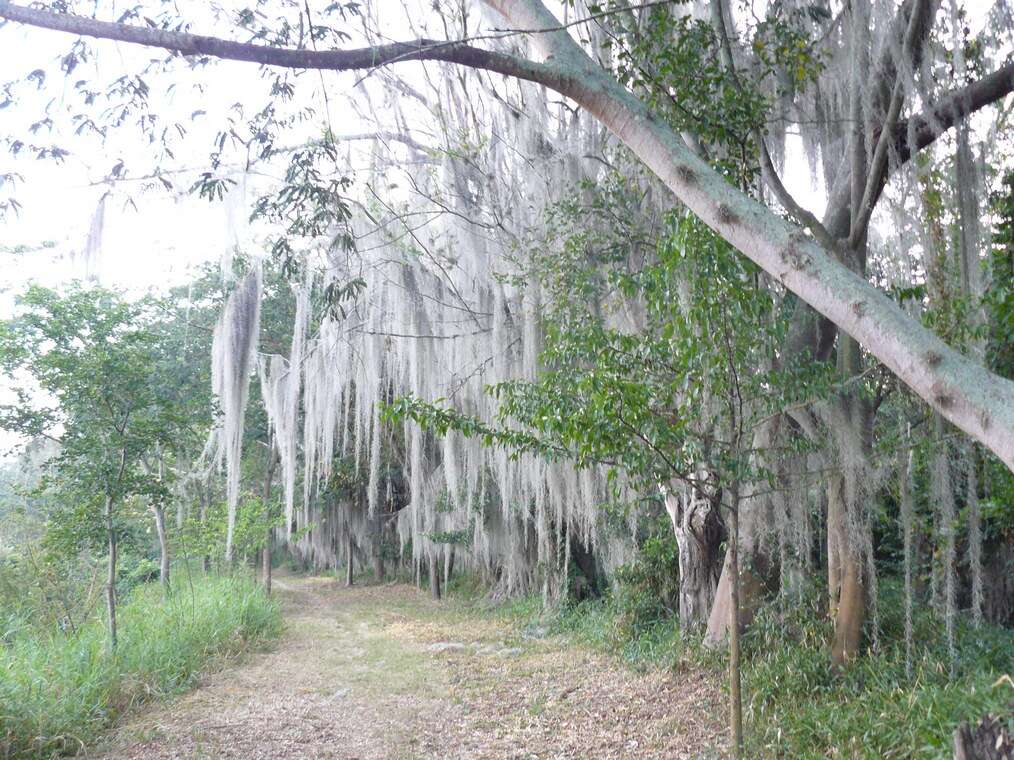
428 642 467 653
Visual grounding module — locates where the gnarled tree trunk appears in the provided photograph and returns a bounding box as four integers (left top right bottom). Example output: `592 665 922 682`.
661 484 723 627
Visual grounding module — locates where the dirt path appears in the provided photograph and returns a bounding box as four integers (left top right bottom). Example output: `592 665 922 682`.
89 574 726 759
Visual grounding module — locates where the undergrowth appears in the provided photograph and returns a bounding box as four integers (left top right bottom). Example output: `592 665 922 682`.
466 568 1013 758
0 572 282 759
743 581 1013 758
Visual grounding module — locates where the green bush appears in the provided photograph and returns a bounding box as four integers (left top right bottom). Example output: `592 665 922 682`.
0 573 282 758
612 522 680 642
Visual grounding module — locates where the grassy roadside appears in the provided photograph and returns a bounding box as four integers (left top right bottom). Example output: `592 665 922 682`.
0 573 281 759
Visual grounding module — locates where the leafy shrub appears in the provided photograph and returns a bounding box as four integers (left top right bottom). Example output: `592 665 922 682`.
0 573 281 758
612 522 680 642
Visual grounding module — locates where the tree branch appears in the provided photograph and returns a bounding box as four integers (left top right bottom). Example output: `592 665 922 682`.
708 0 837 252
0 2 566 87
848 0 936 248
896 60 1014 164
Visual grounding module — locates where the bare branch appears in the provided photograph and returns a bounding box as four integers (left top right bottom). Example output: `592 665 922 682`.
0 2 566 87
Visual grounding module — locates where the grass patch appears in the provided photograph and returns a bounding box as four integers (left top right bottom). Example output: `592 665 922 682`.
743 585 1014 758
0 572 281 758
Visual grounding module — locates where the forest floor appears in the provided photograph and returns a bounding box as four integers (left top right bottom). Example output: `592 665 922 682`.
88 572 727 759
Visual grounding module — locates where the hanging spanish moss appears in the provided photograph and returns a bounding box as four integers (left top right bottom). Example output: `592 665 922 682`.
899 427 915 678
932 416 958 674
258 277 309 535
966 444 983 627
211 266 262 560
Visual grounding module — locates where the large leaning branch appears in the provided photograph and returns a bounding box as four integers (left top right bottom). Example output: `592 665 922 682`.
2 0 1014 468
0 2 565 86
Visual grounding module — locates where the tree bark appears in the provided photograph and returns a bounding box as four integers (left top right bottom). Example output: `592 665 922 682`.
3 1 1014 467
831 546 865 667
105 494 118 651
827 460 866 666
151 502 170 594
952 715 1013 759
827 342 872 666
429 554 442 600
828 470 864 666
727 488 743 758
661 484 722 627
346 532 355 587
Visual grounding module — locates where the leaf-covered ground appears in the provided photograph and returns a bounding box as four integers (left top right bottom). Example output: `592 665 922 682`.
89 573 726 759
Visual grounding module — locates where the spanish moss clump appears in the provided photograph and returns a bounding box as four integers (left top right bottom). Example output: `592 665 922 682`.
932 419 958 674
211 267 262 559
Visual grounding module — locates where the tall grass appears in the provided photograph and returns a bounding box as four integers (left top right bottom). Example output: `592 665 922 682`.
743 584 1014 758
0 573 282 758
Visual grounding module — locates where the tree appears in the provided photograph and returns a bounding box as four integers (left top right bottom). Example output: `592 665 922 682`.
0 285 188 648
1 1 1013 471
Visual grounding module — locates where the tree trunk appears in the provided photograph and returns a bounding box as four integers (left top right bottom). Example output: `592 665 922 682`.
151 502 170 594
661 485 722 627
983 536 1014 627
105 494 118 651
705 547 765 648
827 449 866 666
727 488 743 758
953 715 1013 759
263 533 272 595
373 517 385 583
827 322 871 666
826 467 847 617
200 474 211 573
346 532 355 587
444 546 454 590
429 554 441 600
831 540 865 667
